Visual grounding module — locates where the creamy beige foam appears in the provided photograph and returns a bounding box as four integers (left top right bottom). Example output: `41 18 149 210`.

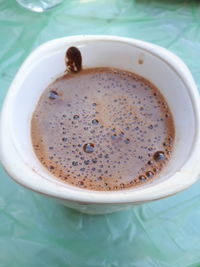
31 67 174 191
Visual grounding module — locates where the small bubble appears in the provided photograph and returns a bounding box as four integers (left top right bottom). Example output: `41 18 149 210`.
84 160 90 165
62 137 67 142
124 138 130 144
73 115 79 120
153 151 165 161
119 132 125 137
146 171 154 178
48 90 58 100
92 103 97 107
92 158 97 163
80 168 85 172
72 161 78 166
111 134 117 140
153 168 159 173
165 113 169 118
168 137 173 144
83 143 95 153
148 125 153 129
139 175 146 181
92 119 99 125
120 183 125 188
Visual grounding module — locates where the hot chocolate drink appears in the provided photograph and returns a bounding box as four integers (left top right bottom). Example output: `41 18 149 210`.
31 67 174 190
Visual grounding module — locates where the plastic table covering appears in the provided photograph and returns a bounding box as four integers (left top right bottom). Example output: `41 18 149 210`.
1 0 200 266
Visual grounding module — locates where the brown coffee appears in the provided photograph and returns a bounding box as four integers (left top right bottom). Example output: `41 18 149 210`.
31 67 174 191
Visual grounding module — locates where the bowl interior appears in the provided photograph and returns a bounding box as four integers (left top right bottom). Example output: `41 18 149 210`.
8 38 196 194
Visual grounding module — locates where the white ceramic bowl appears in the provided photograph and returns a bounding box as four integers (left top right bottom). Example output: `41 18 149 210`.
1 35 200 214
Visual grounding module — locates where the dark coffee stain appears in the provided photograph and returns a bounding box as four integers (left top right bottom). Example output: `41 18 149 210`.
138 53 145 65
138 59 143 64
65 46 82 73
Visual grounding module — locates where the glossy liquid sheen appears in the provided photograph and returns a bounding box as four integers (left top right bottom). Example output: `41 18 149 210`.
31 67 175 191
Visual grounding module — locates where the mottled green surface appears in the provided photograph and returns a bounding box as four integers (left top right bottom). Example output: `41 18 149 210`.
1 1 200 266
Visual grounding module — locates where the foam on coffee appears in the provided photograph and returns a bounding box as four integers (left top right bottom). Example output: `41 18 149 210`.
31 67 174 191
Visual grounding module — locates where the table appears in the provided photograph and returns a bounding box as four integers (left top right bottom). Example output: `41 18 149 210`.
0 1 200 266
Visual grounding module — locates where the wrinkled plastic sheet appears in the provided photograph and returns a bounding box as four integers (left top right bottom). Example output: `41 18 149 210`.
1 0 200 266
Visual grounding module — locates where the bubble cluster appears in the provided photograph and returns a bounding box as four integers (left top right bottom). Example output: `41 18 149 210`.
31 67 175 191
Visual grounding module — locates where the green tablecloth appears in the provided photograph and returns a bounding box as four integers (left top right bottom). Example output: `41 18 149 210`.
1 1 200 266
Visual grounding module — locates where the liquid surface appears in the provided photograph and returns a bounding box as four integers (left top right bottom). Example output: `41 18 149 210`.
31 67 174 191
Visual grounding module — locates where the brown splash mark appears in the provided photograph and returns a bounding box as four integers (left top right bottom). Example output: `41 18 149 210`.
138 53 145 65
65 46 82 73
